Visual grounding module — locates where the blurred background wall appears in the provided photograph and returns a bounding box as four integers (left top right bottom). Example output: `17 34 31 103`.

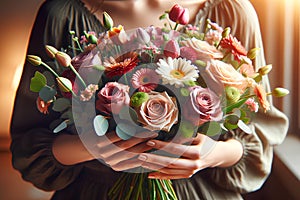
0 0 299 200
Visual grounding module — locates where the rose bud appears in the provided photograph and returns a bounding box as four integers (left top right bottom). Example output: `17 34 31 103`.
164 40 180 58
27 55 42 66
272 87 289 97
169 4 189 25
258 64 272 76
45 45 58 59
247 47 260 60
83 31 98 44
103 11 114 30
55 51 72 67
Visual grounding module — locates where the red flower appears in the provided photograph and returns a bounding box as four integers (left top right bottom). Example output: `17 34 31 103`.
220 35 247 61
104 52 139 78
169 4 189 25
36 97 51 114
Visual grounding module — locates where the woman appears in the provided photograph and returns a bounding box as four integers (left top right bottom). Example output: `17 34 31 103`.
10 0 288 199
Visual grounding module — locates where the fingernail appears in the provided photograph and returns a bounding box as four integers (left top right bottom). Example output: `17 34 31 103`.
138 154 147 161
150 133 158 138
147 141 155 147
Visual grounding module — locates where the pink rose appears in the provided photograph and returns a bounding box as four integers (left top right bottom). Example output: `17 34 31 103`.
183 86 223 126
137 91 178 132
96 82 130 116
180 38 223 62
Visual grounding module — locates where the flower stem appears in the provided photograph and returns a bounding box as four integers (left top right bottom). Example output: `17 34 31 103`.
41 62 76 96
69 64 87 88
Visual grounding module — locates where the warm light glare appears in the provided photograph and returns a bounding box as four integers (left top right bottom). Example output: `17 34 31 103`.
12 64 23 90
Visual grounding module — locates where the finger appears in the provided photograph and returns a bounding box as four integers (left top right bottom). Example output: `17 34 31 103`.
144 164 199 176
110 158 144 172
104 143 152 166
100 132 158 159
146 140 200 160
138 153 198 169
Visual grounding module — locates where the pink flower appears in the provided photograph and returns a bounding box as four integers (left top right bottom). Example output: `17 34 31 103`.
183 86 223 126
245 98 259 113
180 46 198 62
137 91 178 132
239 63 256 78
96 82 130 116
164 40 180 59
131 68 160 92
169 4 189 25
180 38 223 62
80 84 99 101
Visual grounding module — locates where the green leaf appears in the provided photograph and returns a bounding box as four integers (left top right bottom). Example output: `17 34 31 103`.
39 85 57 102
52 98 71 112
200 121 222 136
30 71 47 92
116 123 136 140
93 115 109 136
224 98 248 114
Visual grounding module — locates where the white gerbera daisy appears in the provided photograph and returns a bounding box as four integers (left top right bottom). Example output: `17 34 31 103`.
156 57 199 87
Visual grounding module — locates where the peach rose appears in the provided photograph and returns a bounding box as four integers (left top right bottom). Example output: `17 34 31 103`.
205 60 249 93
137 91 178 132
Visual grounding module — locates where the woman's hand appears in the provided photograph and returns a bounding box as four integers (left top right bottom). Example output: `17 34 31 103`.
137 133 243 179
52 131 158 171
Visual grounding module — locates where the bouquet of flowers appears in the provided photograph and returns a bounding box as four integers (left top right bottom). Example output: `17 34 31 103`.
27 4 289 200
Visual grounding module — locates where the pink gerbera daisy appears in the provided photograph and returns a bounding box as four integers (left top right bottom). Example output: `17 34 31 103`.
131 68 160 92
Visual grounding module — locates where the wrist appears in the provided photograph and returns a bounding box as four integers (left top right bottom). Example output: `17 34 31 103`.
201 138 243 168
52 134 94 165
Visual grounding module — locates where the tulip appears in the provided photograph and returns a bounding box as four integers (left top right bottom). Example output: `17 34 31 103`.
27 55 42 66
45 45 58 59
169 4 189 26
55 51 72 67
136 28 150 44
164 40 180 59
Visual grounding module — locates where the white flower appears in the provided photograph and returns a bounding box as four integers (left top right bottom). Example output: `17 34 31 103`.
156 57 199 88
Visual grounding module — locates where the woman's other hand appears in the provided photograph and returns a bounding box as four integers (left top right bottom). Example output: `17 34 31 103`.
138 133 243 179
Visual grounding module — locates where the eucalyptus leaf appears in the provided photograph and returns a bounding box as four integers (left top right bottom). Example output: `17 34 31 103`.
237 120 252 134
53 98 71 112
119 106 138 123
205 121 222 136
116 124 134 140
30 71 47 92
43 71 56 87
39 85 57 102
93 115 109 136
53 120 68 133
